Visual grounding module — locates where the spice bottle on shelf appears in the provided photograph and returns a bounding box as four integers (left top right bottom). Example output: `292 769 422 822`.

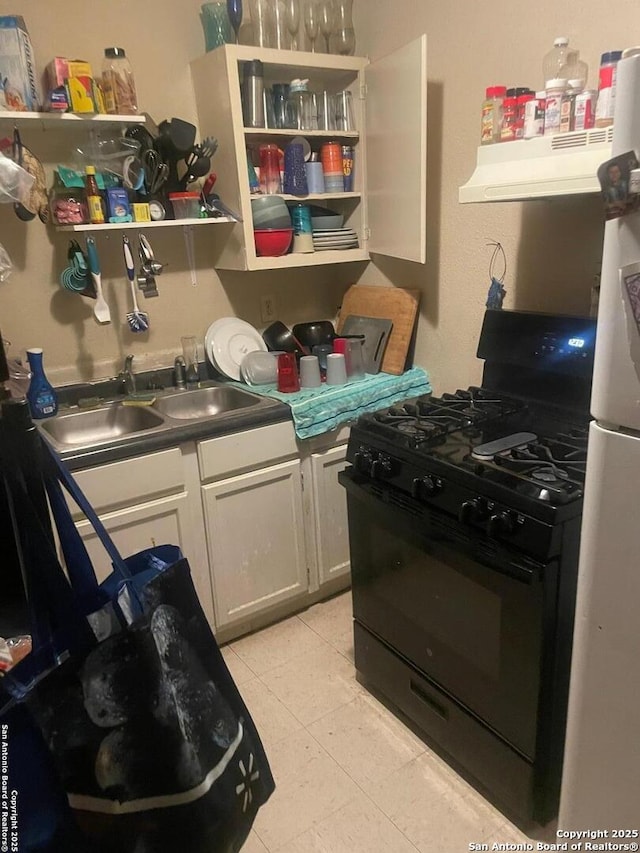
559 80 583 133
544 79 567 136
574 88 597 131
500 97 518 141
524 91 546 138
84 166 105 224
515 93 534 139
480 86 506 144
595 51 623 128
102 47 138 115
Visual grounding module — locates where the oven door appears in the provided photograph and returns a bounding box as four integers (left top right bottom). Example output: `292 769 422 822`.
341 471 558 760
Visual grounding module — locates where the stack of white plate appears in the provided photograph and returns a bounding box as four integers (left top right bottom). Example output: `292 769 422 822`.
312 228 359 251
204 318 267 381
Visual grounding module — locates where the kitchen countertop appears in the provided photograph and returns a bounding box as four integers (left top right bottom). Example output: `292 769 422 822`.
42 365 431 471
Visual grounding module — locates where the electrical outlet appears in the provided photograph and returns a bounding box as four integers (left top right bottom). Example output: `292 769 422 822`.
260 294 277 324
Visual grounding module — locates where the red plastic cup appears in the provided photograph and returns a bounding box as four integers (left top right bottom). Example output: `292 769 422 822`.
277 352 300 393
332 337 351 374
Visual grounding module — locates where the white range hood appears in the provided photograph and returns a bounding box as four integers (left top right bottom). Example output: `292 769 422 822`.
459 126 614 203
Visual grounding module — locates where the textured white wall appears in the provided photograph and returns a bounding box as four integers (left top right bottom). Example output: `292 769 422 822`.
354 0 635 392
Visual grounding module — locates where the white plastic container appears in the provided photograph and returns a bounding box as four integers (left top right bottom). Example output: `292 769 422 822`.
169 192 200 219
543 37 578 85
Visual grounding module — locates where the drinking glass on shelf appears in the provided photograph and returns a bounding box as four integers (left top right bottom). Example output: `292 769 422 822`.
331 0 355 55
272 0 288 49
303 0 319 52
226 0 243 43
249 0 274 47
285 0 300 50
318 0 334 53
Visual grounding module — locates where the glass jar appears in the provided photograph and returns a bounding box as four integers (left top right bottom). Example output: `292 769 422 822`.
101 47 138 115
331 0 355 56
287 78 317 131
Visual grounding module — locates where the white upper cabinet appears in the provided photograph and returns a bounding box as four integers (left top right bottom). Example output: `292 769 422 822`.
366 35 427 263
190 40 427 270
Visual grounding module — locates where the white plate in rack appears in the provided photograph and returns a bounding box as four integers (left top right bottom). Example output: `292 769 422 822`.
205 318 266 381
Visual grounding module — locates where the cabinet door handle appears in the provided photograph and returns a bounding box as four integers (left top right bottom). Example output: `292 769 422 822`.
410 679 449 722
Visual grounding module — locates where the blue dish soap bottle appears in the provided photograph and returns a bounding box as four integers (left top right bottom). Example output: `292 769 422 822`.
26 348 58 419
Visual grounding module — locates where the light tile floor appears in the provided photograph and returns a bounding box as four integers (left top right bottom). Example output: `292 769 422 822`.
223 591 557 853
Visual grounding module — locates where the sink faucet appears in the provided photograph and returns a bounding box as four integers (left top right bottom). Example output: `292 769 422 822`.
119 354 137 395
173 356 187 390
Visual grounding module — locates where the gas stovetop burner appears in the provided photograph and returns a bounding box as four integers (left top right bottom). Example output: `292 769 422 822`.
353 386 591 511
371 388 526 446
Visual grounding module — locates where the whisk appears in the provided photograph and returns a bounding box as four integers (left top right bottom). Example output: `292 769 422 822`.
123 236 149 332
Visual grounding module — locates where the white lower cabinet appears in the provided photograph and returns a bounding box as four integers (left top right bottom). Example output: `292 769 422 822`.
201 459 307 628
66 446 215 627
67 423 352 637
74 493 193 586
310 445 351 586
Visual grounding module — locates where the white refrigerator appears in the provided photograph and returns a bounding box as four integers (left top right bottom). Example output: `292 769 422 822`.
559 52 640 830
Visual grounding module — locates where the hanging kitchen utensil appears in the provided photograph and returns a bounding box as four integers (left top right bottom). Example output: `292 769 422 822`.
137 234 160 298
85 237 111 323
123 236 149 332
139 233 165 276
183 225 197 287
60 240 90 294
11 129 49 223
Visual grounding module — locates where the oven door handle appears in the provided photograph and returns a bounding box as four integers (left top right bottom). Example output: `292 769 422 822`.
340 470 544 586
410 678 449 722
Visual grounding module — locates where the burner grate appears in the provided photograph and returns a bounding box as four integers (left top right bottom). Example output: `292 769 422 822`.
372 388 525 447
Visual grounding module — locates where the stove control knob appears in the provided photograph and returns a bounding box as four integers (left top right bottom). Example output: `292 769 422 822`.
371 454 393 479
487 511 515 539
354 448 375 475
411 475 442 500
458 498 488 524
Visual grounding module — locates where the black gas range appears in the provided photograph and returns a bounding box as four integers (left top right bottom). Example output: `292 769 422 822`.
339 310 597 826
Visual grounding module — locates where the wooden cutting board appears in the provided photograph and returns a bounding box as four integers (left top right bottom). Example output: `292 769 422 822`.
337 285 420 375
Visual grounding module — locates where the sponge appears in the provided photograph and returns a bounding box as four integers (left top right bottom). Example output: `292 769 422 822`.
122 393 157 406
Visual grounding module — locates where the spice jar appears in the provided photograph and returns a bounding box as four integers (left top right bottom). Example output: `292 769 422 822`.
500 97 518 141
595 51 623 128
544 79 567 136
480 85 506 145
515 93 534 139
102 47 138 115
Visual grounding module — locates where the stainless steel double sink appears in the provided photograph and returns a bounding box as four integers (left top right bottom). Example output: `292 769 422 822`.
40 384 274 452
